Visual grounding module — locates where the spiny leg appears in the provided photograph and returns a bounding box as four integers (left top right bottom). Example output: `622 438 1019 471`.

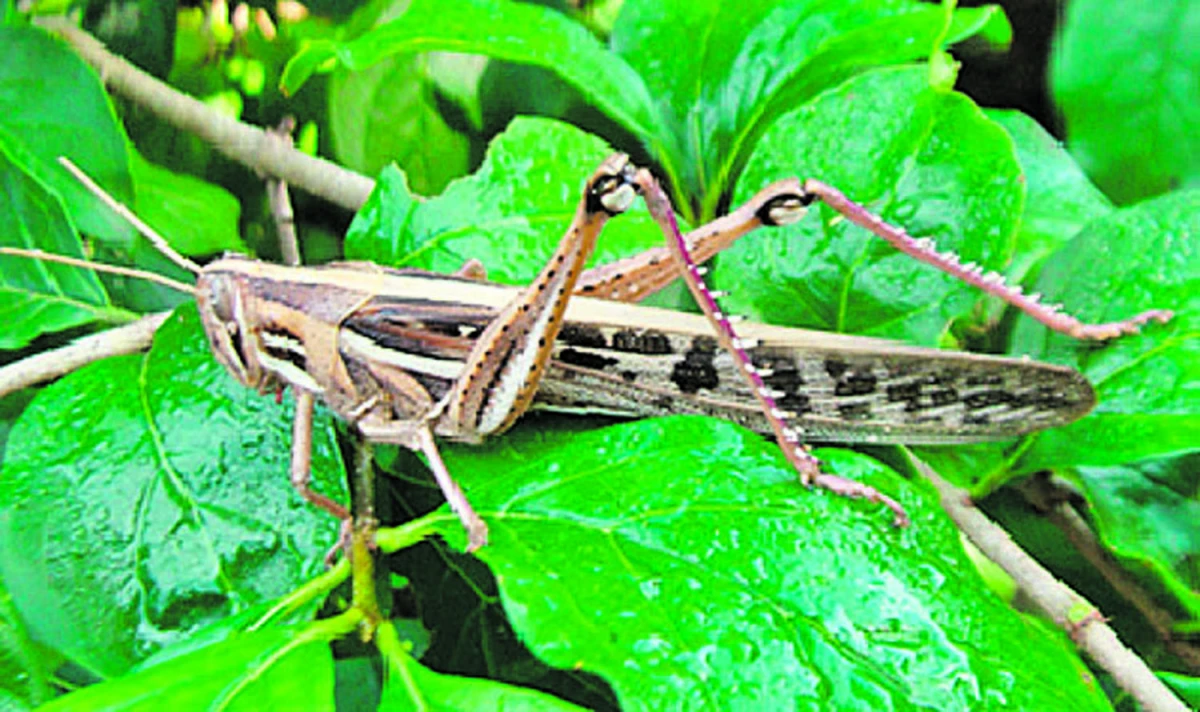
800 179 1172 340
633 169 911 527
577 177 1171 340
417 155 640 549
573 183 783 301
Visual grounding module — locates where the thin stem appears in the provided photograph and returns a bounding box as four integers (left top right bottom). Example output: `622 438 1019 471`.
249 558 351 632
37 17 374 211
350 440 382 633
266 117 303 267
0 311 169 397
916 456 1189 712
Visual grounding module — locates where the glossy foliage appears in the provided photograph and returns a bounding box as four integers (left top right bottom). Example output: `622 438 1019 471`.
1051 0 1200 204
0 0 1195 709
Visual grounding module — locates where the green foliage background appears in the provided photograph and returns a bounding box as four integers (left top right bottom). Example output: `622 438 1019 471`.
0 0 1195 709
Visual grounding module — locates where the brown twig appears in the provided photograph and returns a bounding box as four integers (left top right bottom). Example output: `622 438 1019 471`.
1019 474 1200 673
35 16 375 212
915 457 1189 712
0 312 169 398
265 117 303 266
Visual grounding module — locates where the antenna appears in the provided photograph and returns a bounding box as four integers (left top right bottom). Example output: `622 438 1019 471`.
0 246 196 295
57 156 202 276
0 155 203 295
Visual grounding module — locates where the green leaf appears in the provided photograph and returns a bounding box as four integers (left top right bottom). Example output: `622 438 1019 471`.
984 109 1113 284
38 626 335 711
425 417 1109 711
1077 454 1200 622
0 25 134 245
328 53 471 196
376 621 588 711
283 1 1004 215
0 307 348 679
129 149 246 257
282 0 660 152
0 582 50 710
1015 190 1198 470
1160 671 1200 708
1051 0 1200 204
345 117 666 284
718 66 1022 344
610 0 1006 212
0 135 132 350
1010 190 1198 627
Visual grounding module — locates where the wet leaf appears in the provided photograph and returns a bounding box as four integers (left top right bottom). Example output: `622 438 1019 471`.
1015 190 1198 471
984 109 1113 284
1011 190 1198 630
0 308 347 678
345 117 665 284
423 417 1110 711
721 66 1022 344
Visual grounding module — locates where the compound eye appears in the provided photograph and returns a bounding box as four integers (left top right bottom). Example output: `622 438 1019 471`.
759 194 812 227
207 278 237 323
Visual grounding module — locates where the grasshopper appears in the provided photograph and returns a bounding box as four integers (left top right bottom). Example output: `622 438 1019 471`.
2 155 1171 552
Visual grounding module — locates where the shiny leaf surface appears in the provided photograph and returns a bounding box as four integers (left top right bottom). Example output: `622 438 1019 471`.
719 66 1022 344
0 308 347 678
345 117 665 284
424 417 1109 711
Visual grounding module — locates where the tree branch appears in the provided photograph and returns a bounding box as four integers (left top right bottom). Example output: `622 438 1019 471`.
916 458 1188 712
0 312 168 398
1018 474 1200 673
36 16 375 212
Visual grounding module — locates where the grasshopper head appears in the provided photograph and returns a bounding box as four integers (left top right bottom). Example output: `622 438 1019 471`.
195 261 272 391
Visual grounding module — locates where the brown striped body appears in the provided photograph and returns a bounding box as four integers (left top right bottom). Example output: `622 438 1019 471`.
195 258 1095 447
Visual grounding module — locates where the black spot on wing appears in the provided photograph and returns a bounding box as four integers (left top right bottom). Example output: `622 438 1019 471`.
670 337 719 393
612 328 673 355
558 348 619 371
559 324 607 348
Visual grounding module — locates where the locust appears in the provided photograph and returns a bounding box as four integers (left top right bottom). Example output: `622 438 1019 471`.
2 155 1172 553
